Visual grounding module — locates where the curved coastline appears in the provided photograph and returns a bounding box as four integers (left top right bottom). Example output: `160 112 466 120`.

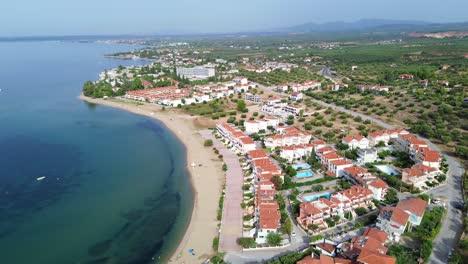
79 94 223 263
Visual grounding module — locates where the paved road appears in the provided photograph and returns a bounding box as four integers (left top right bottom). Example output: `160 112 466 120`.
199 130 243 253
256 81 465 264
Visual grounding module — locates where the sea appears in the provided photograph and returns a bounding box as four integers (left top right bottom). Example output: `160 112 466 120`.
0 41 193 264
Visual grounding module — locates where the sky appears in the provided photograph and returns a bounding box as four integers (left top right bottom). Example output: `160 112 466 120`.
1 0 468 36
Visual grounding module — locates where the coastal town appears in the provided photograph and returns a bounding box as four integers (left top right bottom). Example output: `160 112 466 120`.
82 34 467 264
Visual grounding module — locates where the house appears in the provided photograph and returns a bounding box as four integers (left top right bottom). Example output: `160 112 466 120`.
297 202 327 229
255 201 281 244
277 83 289 92
343 166 376 185
376 207 409 242
329 159 353 177
419 79 429 87
357 148 378 164
402 164 438 189
342 135 369 149
310 139 327 151
397 198 427 227
233 77 248 85
315 147 336 160
314 242 337 257
243 93 261 103
290 92 304 101
415 147 441 169
367 178 389 201
321 152 345 168
283 104 303 116
357 249 396 264
399 74 414 80
351 228 389 255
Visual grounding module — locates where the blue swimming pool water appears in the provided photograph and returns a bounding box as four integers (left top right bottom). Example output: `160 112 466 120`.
296 171 314 178
292 164 311 170
303 193 331 202
375 165 400 175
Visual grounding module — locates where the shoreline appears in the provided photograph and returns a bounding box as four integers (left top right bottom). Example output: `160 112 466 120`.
79 94 223 263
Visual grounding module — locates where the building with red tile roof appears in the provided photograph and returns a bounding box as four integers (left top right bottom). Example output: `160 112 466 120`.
376 207 410 242
397 198 427 226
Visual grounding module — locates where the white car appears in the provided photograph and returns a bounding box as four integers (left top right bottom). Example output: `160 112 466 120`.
291 231 296 237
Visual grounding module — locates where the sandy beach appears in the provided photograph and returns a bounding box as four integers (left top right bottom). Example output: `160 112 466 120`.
79 94 224 263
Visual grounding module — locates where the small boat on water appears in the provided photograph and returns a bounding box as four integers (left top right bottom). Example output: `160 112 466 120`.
36 176 46 181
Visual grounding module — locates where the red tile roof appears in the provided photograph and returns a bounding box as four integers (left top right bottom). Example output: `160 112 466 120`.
379 207 409 226
397 198 427 217
247 149 269 160
368 178 388 189
357 249 396 264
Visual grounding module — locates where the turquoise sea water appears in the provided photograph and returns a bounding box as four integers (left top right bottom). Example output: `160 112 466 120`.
0 41 193 264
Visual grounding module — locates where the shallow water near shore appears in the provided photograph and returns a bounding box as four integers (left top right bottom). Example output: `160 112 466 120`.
0 41 193 263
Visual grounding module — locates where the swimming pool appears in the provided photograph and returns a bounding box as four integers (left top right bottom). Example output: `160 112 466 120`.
292 163 311 171
303 192 331 202
296 171 314 178
375 165 400 176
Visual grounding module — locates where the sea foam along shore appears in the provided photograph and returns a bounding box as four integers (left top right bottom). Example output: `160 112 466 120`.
79 94 223 263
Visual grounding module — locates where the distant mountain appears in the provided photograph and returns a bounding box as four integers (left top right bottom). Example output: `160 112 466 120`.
283 19 468 33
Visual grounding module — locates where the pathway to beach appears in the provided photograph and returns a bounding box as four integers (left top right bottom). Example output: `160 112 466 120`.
199 130 243 253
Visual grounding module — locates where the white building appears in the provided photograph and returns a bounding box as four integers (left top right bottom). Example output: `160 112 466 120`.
342 135 369 149
244 93 261 103
289 92 304 101
357 148 378 164
176 66 215 79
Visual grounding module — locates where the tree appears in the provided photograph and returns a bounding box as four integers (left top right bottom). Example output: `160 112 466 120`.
282 218 292 235
237 99 247 112
204 139 213 147
384 189 399 204
355 207 367 216
271 175 283 190
266 232 282 246
237 237 256 248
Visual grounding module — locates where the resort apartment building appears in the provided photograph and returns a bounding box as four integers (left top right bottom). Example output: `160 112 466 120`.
279 144 315 162
264 126 312 148
394 133 442 169
124 86 191 106
341 135 369 149
216 123 256 154
175 66 215 79
261 102 303 117
244 116 280 134
243 92 261 103
342 167 388 201
402 164 439 189
367 128 409 146
297 186 374 230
